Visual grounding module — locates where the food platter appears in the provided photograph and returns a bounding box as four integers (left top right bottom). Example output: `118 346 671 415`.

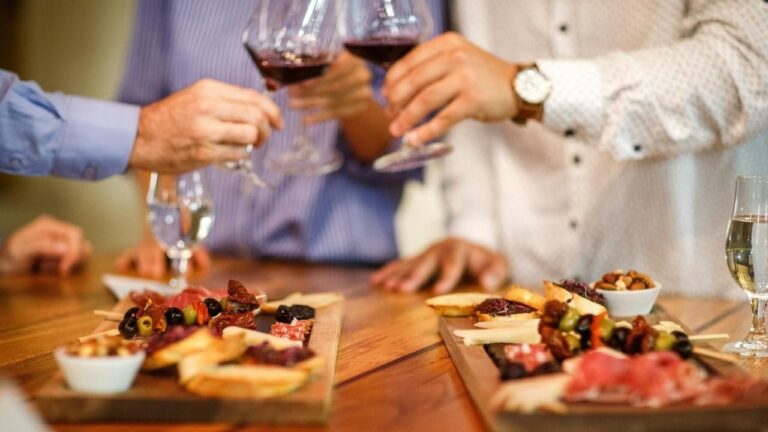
436 293 768 432
35 293 343 425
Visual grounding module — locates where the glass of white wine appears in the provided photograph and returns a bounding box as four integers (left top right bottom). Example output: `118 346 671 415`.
724 175 768 357
147 171 215 291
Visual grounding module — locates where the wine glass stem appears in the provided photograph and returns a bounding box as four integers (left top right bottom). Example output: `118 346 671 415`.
169 255 190 289
749 297 767 337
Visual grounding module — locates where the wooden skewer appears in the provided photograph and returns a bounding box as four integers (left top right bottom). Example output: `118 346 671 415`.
688 333 730 343
693 347 740 364
78 329 121 343
94 310 123 321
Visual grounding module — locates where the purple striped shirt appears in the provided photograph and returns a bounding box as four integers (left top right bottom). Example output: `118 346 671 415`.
120 0 445 264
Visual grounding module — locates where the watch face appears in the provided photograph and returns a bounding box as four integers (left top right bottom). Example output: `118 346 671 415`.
514 68 552 104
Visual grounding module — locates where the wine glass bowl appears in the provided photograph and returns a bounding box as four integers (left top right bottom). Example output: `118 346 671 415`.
243 0 344 176
724 175 768 357
147 171 214 291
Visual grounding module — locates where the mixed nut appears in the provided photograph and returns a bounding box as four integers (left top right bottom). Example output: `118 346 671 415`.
594 269 656 291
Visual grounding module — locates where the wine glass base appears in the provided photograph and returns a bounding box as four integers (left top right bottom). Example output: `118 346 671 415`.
723 337 768 357
268 149 343 176
373 142 452 172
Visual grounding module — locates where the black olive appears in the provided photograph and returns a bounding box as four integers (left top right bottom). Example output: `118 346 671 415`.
123 306 140 321
118 317 138 339
275 305 293 323
530 361 561 376
671 330 689 342
164 307 185 326
289 304 315 320
673 340 693 359
608 327 630 350
575 314 594 336
500 362 527 380
203 298 223 317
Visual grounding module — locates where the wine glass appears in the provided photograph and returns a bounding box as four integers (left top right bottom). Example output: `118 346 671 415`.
242 0 344 176
221 146 271 189
147 171 215 291
724 175 768 357
341 0 452 172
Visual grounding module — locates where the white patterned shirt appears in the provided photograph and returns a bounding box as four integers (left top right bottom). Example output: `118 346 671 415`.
442 0 768 298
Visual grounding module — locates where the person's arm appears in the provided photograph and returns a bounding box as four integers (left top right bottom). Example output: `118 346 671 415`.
385 0 768 160
537 0 768 160
0 69 138 180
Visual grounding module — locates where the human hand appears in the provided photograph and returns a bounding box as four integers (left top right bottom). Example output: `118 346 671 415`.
114 236 211 279
371 238 509 294
129 79 284 173
288 52 375 125
0 215 92 276
383 32 519 146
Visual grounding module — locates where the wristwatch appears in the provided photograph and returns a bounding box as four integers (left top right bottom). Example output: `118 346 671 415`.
511 63 552 125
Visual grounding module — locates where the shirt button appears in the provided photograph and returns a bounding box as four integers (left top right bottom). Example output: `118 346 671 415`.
633 144 643 153
559 23 568 33
569 219 578 230
564 128 575 137
573 154 581 165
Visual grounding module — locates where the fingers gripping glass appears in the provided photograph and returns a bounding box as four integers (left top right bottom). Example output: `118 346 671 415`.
243 0 344 176
147 171 215 291
341 0 452 172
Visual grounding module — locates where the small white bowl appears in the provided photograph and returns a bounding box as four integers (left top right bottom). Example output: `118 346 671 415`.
54 348 145 394
596 284 661 317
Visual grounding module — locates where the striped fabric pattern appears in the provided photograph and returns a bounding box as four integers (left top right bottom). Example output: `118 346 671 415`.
119 0 443 264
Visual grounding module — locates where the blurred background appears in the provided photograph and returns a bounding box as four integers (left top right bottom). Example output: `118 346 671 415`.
0 0 443 257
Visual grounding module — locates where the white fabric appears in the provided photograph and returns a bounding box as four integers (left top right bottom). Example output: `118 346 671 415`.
443 0 768 298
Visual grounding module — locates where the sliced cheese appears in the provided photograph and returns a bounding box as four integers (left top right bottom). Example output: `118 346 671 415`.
222 327 302 349
454 327 541 345
474 318 540 329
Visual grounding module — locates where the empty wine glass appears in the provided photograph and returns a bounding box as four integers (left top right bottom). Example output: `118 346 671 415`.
341 0 452 172
147 171 215 291
221 145 271 189
242 0 344 176
724 175 768 357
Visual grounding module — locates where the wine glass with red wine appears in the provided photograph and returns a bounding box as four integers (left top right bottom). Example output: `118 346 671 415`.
341 0 452 172
243 0 344 176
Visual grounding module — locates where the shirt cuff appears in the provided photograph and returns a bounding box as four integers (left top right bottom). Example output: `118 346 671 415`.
51 95 139 180
536 59 604 143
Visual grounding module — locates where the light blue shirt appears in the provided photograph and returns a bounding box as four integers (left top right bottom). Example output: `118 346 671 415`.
0 69 139 180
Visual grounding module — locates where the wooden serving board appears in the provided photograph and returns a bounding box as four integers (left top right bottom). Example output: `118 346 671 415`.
36 296 343 425
439 306 768 432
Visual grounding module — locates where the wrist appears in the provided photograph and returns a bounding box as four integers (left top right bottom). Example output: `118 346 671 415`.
511 63 551 125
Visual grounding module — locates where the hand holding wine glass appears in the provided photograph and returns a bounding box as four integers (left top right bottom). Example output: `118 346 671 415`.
243 0 344 176
724 176 768 357
147 171 215 291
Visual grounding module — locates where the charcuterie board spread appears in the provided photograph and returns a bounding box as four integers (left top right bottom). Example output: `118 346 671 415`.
36 280 343 425
429 271 768 432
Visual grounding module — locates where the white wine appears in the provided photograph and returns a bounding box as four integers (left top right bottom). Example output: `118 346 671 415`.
148 200 214 257
726 215 768 299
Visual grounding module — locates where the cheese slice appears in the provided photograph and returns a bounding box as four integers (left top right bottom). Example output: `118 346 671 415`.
222 327 302 349
454 327 541 345
474 318 540 329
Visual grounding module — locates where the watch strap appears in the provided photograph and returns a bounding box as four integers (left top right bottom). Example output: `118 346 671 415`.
512 63 546 125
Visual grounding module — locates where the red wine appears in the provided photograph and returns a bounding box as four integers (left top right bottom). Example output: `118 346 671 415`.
344 37 418 68
246 48 331 91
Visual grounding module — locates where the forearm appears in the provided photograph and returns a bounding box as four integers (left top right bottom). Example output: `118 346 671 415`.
338 95 394 164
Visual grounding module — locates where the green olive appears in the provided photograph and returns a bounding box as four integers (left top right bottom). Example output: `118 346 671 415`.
137 316 154 337
655 331 677 351
599 317 616 341
558 307 580 332
182 305 198 326
564 334 580 352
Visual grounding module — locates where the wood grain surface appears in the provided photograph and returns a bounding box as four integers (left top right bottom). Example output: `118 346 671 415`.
0 255 763 431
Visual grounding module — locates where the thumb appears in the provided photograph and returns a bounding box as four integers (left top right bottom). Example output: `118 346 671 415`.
479 258 508 291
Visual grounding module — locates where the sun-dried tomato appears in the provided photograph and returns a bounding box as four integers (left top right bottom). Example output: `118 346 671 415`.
208 312 257 336
145 304 167 333
590 312 607 348
194 300 210 326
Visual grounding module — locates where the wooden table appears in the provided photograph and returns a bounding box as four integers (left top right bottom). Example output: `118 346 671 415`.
0 255 763 431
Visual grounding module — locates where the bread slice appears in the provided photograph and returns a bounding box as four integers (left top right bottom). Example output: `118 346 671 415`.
544 280 607 316
425 293 500 317
476 311 539 322
504 285 547 313
261 292 344 314
222 326 303 350
185 365 309 399
177 337 248 384
142 328 218 371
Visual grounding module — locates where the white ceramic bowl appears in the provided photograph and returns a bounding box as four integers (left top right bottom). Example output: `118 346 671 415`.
596 284 661 317
54 348 145 394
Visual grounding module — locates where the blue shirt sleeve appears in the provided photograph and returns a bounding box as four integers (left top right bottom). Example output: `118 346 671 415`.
0 70 139 180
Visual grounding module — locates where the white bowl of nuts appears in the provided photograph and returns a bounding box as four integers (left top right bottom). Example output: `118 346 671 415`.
54 336 144 394
592 269 660 317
